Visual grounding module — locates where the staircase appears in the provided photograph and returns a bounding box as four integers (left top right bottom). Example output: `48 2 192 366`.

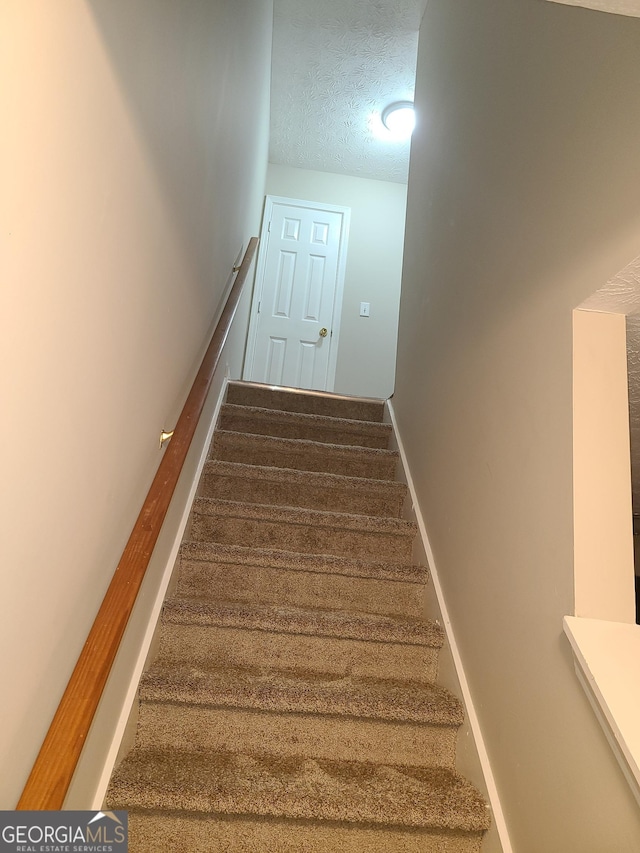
106 381 491 851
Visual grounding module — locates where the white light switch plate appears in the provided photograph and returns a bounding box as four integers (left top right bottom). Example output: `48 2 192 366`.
360 302 370 317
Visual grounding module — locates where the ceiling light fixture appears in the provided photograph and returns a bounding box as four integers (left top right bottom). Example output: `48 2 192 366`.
381 101 416 139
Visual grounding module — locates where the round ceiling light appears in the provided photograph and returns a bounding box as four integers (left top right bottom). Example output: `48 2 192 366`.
381 101 416 139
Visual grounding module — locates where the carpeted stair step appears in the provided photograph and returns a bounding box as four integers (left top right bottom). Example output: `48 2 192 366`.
211 430 398 480
135 663 463 767
179 541 428 584
190 498 416 562
218 403 392 448
226 380 385 423
156 601 444 683
107 749 491 841
121 813 488 853
177 549 426 618
162 600 440 645
140 663 463 727
200 460 407 517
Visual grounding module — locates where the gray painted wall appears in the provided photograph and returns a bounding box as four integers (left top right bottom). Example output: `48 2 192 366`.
0 0 272 808
394 0 640 848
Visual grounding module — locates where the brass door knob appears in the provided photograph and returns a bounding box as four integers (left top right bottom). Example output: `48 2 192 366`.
319 327 328 338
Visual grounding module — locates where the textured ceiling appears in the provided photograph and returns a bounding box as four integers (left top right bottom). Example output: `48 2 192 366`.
580 256 640 510
580 257 640 315
546 0 640 17
269 0 428 184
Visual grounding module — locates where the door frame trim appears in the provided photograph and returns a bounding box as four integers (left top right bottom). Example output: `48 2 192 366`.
243 195 351 392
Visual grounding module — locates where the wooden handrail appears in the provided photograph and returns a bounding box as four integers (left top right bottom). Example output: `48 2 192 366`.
18 237 259 810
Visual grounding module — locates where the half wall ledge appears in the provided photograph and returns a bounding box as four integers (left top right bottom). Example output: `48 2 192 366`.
564 615 640 806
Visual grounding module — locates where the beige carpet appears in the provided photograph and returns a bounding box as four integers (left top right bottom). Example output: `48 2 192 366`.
106 381 491 851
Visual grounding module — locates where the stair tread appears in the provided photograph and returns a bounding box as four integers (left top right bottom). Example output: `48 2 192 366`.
226 381 386 422
200 460 406 518
211 430 397 481
180 540 429 584
108 748 490 832
221 403 392 439
203 459 406 495
162 599 444 647
140 663 464 726
192 497 416 536
212 430 398 462
179 542 427 583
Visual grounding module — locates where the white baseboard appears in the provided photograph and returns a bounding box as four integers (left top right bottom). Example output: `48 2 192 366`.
387 400 513 853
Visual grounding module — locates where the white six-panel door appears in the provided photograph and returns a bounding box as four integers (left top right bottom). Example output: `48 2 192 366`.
244 197 350 391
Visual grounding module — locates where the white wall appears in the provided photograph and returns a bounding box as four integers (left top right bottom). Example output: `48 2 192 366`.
265 164 407 399
573 309 635 623
394 0 640 848
0 0 272 808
